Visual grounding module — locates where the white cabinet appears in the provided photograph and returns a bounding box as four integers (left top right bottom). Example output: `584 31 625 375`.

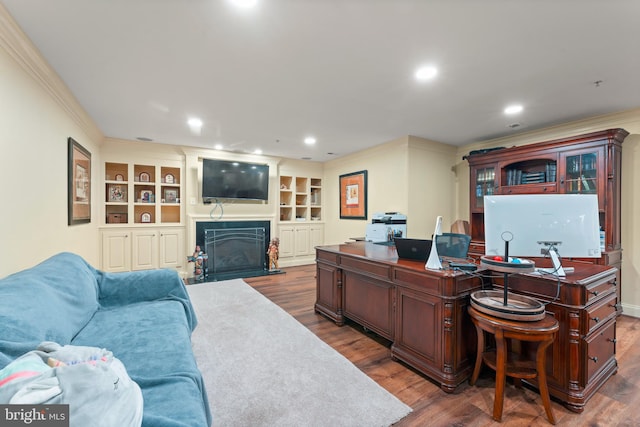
132 230 158 270
159 228 185 269
101 230 131 272
295 226 311 256
309 224 324 252
101 227 185 273
277 224 324 267
278 226 295 258
278 172 323 266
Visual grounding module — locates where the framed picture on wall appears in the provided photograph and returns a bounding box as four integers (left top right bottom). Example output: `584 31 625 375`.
339 170 367 220
68 137 91 225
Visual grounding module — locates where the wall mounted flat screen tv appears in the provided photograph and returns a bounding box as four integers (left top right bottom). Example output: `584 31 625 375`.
484 194 601 259
202 158 269 201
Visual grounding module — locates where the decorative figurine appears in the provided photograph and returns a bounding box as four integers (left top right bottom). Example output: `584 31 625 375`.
187 245 208 281
267 237 280 271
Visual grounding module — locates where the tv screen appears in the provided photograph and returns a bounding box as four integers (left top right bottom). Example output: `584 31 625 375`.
484 194 601 259
202 159 269 201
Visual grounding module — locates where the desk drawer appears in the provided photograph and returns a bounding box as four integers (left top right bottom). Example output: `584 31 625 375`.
316 250 339 265
393 268 440 294
584 293 617 335
584 277 617 305
340 256 391 281
584 319 616 384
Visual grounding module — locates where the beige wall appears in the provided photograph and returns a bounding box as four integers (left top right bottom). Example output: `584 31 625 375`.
452 109 640 316
0 24 103 277
323 136 458 244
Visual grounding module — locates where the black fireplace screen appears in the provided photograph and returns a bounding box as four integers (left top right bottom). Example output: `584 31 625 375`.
204 227 267 275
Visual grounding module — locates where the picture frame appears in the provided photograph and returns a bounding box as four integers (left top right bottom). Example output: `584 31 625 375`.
140 212 152 223
68 137 91 225
164 189 178 203
339 170 367 220
108 185 126 202
139 172 150 182
140 190 153 203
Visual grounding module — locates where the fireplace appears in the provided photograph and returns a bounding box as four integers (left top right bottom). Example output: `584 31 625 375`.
194 221 270 281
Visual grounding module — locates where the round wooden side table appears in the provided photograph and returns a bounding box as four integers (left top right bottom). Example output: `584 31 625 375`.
468 305 559 424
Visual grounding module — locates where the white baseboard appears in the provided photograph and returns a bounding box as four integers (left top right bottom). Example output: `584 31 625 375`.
621 303 640 318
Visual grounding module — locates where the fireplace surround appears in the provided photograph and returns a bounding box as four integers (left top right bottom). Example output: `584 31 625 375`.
193 220 271 282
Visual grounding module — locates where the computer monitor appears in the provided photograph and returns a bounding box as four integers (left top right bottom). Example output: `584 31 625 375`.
484 194 601 274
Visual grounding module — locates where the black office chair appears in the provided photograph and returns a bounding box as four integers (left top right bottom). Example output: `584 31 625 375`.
435 233 471 259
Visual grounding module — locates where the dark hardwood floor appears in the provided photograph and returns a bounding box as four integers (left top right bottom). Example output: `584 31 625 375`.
243 265 640 426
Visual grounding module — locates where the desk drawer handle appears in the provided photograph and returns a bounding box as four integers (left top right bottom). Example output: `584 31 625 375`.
589 290 599 296
608 338 617 344
591 316 600 323
589 356 599 363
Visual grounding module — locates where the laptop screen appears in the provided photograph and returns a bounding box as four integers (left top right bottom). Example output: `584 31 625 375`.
394 238 432 261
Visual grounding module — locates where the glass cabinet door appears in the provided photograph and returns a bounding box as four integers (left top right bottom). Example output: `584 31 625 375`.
564 152 598 194
474 167 495 209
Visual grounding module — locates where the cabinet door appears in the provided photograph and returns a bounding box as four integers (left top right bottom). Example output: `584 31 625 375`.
159 228 184 269
294 225 311 256
101 230 131 272
132 230 159 270
309 224 324 253
470 165 496 212
394 286 441 365
315 261 343 323
559 147 605 208
278 226 295 258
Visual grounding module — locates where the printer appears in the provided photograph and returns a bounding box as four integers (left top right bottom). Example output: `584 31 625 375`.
365 212 407 243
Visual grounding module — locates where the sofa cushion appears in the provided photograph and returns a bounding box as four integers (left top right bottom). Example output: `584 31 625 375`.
72 300 210 427
0 253 100 368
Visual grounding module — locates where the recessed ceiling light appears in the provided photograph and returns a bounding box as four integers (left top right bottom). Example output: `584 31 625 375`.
254 149 263 155
187 118 203 127
415 65 438 81
214 144 223 150
230 0 257 8
504 104 523 115
304 137 316 145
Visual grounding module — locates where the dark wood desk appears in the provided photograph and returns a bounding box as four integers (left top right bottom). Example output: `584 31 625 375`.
315 242 483 392
315 242 618 411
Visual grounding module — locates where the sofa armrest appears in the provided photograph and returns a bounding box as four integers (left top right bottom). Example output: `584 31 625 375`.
96 269 197 331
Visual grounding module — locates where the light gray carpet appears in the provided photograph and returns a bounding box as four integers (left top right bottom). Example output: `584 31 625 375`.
187 279 412 427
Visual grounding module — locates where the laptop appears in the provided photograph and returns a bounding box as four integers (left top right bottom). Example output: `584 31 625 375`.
394 238 432 261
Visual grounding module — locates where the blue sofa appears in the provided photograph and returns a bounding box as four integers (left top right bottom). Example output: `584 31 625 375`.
0 252 211 427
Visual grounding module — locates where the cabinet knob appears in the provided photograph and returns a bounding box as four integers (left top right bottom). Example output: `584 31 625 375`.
588 356 599 363
589 290 599 296
591 316 600 323
607 338 617 344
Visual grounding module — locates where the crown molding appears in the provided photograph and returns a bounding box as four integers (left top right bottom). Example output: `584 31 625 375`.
0 4 103 144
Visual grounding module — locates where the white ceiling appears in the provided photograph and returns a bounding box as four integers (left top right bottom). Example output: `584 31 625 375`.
3 0 640 162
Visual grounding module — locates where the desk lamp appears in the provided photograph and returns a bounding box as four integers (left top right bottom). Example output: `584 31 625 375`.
425 216 443 270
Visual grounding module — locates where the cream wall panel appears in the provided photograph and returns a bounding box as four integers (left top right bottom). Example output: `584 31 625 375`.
0 36 102 278
407 136 458 238
323 137 409 245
